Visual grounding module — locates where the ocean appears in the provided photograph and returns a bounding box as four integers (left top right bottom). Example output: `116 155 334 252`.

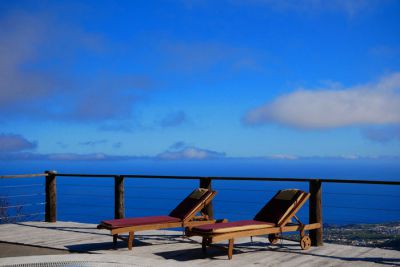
1 158 399 226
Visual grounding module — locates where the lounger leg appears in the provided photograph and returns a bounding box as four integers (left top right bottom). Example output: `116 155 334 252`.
113 234 118 249
202 237 208 254
128 232 134 250
228 239 234 260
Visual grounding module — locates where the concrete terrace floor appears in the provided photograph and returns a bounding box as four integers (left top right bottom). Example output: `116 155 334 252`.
0 221 399 266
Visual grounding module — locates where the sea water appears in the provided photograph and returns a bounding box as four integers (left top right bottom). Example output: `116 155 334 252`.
0 159 399 225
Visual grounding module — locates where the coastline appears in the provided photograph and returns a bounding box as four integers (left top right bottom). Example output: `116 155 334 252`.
324 221 400 250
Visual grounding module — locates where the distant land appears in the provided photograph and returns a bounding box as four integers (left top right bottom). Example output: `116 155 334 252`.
324 222 400 250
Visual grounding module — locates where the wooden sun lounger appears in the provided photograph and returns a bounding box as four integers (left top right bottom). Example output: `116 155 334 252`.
97 188 217 250
186 189 321 259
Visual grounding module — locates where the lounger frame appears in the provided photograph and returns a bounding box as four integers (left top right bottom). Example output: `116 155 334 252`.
187 192 322 259
97 190 217 250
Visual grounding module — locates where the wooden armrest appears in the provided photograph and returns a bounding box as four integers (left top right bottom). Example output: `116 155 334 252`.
192 215 209 221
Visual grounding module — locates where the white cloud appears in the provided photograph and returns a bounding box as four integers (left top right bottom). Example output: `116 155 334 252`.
157 146 225 160
0 12 54 106
266 154 298 160
339 154 359 160
47 153 108 161
244 72 400 129
0 152 145 161
0 11 154 123
0 133 37 152
0 151 397 161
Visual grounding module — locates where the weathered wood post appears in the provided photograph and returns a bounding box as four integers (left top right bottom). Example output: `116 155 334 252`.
114 175 125 219
45 170 57 222
199 177 214 220
309 179 323 246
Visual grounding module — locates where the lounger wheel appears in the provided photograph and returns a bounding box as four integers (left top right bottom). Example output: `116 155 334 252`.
300 235 311 250
268 234 279 244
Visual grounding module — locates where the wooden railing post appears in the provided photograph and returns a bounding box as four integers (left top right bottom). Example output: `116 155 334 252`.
309 179 323 246
45 170 57 222
199 177 214 220
114 175 125 219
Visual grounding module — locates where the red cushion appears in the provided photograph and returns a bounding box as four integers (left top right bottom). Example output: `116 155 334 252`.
192 220 275 233
101 215 181 229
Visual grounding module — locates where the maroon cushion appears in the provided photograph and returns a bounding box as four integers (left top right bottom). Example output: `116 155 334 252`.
169 189 213 220
192 220 275 233
101 215 181 229
254 190 304 224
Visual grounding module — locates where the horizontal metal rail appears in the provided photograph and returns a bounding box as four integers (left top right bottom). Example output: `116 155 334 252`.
1 202 46 209
0 184 44 188
0 173 47 179
0 193 45 198
1 172 398 185
0 212 45 220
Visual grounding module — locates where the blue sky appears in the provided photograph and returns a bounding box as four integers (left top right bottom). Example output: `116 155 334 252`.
0 0 400 161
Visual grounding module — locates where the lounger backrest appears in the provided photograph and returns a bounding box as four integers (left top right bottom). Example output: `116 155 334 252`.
253 189 308 226
169 188 215 221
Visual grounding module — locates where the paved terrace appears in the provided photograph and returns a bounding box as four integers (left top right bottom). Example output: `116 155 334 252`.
0 221 399 266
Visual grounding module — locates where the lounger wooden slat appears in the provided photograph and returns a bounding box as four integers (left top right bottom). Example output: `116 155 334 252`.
209 222 321 242
97 188 217 250
187 189 322 259
109 219 218 235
